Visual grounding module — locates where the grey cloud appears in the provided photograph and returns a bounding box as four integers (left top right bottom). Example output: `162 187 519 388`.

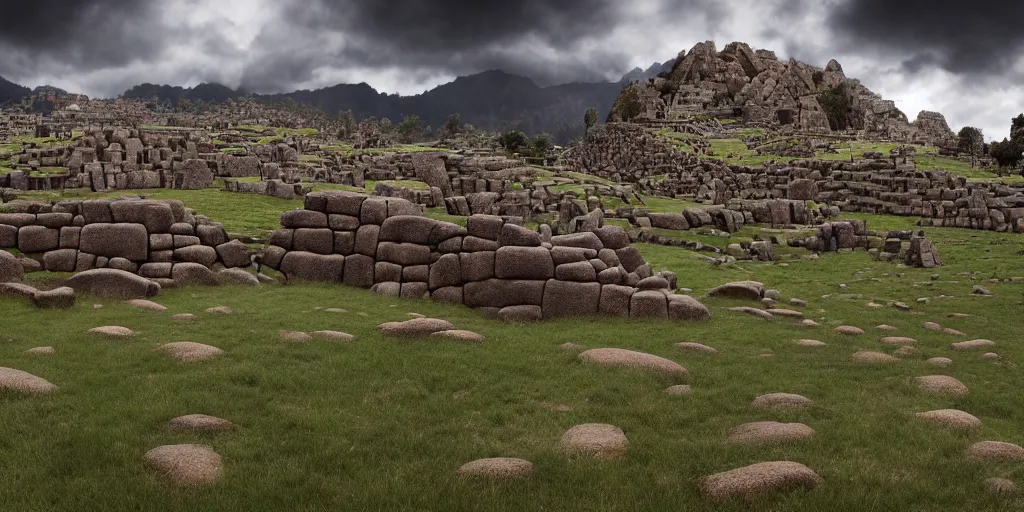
829 0 1024 75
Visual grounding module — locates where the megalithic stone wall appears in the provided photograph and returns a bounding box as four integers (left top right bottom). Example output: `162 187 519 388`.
0 198 250 282
259 191 711 321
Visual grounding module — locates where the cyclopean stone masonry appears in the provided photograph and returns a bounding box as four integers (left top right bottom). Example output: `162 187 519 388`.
259 191 710 321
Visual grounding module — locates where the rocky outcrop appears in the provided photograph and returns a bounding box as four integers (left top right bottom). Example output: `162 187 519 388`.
608 41 955 145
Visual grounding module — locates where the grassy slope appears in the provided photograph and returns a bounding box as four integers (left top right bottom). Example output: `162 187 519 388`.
2 212 1023 511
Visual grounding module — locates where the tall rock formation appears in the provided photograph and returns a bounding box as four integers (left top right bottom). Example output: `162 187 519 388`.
608 41 956 145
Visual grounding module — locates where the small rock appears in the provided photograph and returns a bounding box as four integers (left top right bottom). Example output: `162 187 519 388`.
880 337 919 346
168 414 234 432
24 346 56 355
156 342 224 362
982 352 1000 361
204 306 232 315
378 318 455 337
726 421 816 445
927 357 953 367
0 367 58 394
701 461 822 501
279 330 312 342
171 314 195 321
893 302 911 311
457 458 534 479
794 339 826 347
797 319 821 327
984 478 1018 494
128 299 167 312
310 331 355 341
942 328 967 336
833 325 865 336
324 308 347 314
664 385 692 396
751 393 813 410
790 298 808 307
875 325 898 332
561 423 628 459
951 339 996 351
676 342 718 353
922 322 942 332
915 409 981 430
143 444 222 487
972 286 992 296
852 351 899 363
430 330 485 343
916 375 968 396
894 346 917 357
578 348 687 377
88 326 134 338
727 306 774 321
967 441 1024 461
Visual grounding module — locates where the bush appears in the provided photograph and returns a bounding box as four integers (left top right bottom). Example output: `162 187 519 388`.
816 84 852 130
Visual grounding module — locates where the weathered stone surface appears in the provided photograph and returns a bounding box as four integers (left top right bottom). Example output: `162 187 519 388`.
0 367 58 394
701 461 822 501
542 280 601 318
727 421 816 445
281 209 329 229
497 305 543 322
80 223 148 261
630 290 669 318
457 458 534 479
18 226 60 253
143 444 222 487
0 250 23 282
707 281 764 300
174 245 218 267
578 348 687 377
171 263 221 286
377 242 431 266
460 251 495 282
280 252 345 283
495 246 554 280
378 318 455 337
967 441 1024 461
668 295 710 321
598 284 633 317
752 393 813 409
342 254 374 288
561 424 628 459
465 279 545 308
916 375 968 396
31 287 76 309
65 269 159 298
915 409 981 430
215 240 250 268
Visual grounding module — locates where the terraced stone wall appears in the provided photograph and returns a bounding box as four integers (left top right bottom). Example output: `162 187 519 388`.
0 199 250 282
568 125 1024 232
259 191 710 321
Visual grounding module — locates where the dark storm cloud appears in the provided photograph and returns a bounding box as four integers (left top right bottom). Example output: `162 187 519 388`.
829 0 1024 75
0 0 166 70
239 0 725 91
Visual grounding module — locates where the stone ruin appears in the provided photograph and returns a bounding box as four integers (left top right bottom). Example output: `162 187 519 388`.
567 124 1024 233
609 40 956 146
258 191 711 321
0 198 250 283
791 221 942 268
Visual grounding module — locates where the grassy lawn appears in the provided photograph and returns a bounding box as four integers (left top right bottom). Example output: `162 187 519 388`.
1 209 1023 510
18 189 302 236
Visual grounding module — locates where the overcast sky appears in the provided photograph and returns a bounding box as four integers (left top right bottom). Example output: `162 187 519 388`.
1 0 1021 139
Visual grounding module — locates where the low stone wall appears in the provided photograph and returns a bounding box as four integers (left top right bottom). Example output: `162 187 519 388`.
567 124 1024 233
259 191 710 321
0 198 250 280
788 221 942 268
223 178 306 200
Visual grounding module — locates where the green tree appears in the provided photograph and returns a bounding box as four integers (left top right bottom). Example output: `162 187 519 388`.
957 126 984 168
530 133 555 156
443 113 462 136
990 138 1023 169
1011 113 1024 140
396 115 423 143
584 107 598 134
497 130 530 153
816 83 852 130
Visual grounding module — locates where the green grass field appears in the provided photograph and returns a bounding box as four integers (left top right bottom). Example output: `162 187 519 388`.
2 205 1024 510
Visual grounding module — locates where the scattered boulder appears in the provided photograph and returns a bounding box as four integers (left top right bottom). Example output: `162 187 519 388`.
31 287 75 309
310 331 355 341
982 352 1000 361
967 441 1024 461
430 330 485 343
0 250 24 282
676 342 718 354
279 330 312 342
880 337 919 346
701 461 822 501
578 348 687 377
66 269 159 299
24 347 56 355
794 339 826 347
984 478 1018 494
143 444 223 487
915 410 981 430
457 458 534 479
915 375 968 396
205 306 232 314
128 299 167 312
727 421 816 445
852 351 898 363
497 305 543 322
378 318 455 337
833 326 865 336
767 309 803 319
707 281 764 300
218 268 260 286
156 342 224 362
665 385 692 396
875 325 898 332
927 357 953 367
88 326 134 338
951 339 996 351
168 414 234 432
728 306 774 321
0 367 58 394
923 322 942 332
561 423 628 459
751 393 813 410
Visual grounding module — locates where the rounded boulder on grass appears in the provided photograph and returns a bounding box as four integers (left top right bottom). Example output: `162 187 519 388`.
457 458 534 479
578 348 687 378
561 424 628 459
700 461 822 501
143 444 223 487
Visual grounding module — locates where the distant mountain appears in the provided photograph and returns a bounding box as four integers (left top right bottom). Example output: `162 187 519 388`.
119 68 667 142
0 75 31 106
619 59 677 85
